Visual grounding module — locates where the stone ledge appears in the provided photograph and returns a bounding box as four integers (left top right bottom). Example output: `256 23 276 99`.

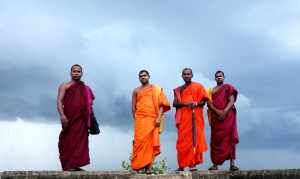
0 169 299 179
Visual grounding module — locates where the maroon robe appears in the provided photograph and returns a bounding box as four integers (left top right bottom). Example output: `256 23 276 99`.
58 82 94 170
210 84 238 165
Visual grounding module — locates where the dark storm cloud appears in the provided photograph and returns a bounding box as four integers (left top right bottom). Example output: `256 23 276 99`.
239 108 300 151
0 65 59 120
0 0 300 153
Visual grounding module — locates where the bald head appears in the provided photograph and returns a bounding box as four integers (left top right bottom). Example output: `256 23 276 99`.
182 68 193 75
70 64 83 81
182 68 193 84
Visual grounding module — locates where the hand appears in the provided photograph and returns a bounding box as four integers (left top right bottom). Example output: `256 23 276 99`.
186 102 197 109
215 109 223 116
154 118 160 128
219 110 228 121
198 100 205 107
60 115 69 129
215 109 224 121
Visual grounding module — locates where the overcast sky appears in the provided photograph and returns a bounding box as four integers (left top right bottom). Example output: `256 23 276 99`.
0 0 300 171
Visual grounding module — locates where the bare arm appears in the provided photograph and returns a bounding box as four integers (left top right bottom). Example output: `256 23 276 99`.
207 100 224 121
132 89 137 119
57 84 66 117
155 107 164 127
173 90 187 108
207 100 219 113
223 95 235 115
57 84 68 128
197 98 207 107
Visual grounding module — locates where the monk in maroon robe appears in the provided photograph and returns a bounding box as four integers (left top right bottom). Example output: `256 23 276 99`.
207 71 239 171
57 64 94 171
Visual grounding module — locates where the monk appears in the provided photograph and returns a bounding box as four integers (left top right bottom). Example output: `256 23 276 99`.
131 69 170 174
207 71 239 171
173 68 208 171
57 64 94 171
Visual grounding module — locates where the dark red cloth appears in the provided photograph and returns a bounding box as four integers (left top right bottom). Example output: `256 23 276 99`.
58 82 93 170
210 84 239 165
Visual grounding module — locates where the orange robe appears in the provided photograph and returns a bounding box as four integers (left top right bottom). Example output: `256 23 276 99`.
131 85 170 170
174 82 208 168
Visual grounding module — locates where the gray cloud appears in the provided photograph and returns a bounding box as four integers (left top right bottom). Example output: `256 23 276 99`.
0 0 300 157
238 108 300 151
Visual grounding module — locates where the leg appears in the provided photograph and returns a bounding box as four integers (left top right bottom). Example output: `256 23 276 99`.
75 167 85 171
145 164 153 175
175 167 184 172
189 165 197 172
208 164 218 170
230 159 239 171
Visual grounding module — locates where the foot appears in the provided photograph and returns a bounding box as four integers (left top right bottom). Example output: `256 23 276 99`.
145 168 153 175
136 169 145 174
189 167 197 172
75 167 85 171
230 165 239 171
175 168 184 173
208 165 218 171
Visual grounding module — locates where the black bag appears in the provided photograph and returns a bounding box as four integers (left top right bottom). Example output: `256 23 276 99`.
89 111 100 135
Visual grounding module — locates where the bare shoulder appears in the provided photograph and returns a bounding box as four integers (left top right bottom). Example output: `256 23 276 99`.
133 86 141 94
212 85 221 94
58 82 72 91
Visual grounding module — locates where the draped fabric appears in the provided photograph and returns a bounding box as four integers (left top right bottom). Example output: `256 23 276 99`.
58 82 93 170
174 82 208 168
210 84 239 165
131 85 170 170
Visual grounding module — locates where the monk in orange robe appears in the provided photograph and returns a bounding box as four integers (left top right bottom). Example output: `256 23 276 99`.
131 69 170 173
173 68 208 171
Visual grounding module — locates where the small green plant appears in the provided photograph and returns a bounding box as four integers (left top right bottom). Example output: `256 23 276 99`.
150 159 168 174
121 156 168 175
122 160 132 172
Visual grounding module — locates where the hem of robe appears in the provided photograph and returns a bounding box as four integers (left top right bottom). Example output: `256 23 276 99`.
211 152 234 165
131 133 161 170
178 152 205 169
211 139 239 165
61 159 90 171
131 146 161 171
132 157 158 171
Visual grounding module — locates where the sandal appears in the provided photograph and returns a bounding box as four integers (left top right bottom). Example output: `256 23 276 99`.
189 167 197 172
208 165 218 171
230 165 239 171
175 168 184 172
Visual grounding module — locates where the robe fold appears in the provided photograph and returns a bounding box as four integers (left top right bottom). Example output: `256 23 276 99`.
58 82 94 170
174 82 208 168
131 85 170 170
209 84 239 165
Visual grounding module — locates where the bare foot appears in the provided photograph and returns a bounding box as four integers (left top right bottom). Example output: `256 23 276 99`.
230 165 239 171
189 167 197 172
208 165 218 171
